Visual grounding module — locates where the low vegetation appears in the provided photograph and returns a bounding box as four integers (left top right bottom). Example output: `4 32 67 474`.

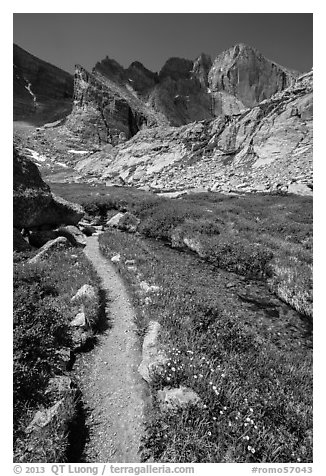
13 248 101 463
52 183 313 319
99 229 312 463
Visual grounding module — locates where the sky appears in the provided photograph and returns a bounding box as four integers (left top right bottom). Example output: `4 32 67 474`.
13 13 313 74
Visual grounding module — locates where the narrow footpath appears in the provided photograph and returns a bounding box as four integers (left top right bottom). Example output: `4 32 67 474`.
74 235 147 463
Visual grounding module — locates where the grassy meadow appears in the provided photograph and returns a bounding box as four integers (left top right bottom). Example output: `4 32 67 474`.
99 229 312 463
40 182 312 462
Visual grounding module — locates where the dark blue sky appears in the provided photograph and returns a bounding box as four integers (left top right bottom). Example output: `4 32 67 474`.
13 13 313 74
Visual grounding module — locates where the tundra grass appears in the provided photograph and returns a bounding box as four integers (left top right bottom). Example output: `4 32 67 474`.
52 183 312 319
99 229 312 463
13 248 101 463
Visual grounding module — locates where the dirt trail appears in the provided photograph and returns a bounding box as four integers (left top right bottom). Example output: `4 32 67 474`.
75 234 147 463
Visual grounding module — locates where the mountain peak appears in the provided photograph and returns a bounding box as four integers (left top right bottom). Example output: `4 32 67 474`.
209 43 296 107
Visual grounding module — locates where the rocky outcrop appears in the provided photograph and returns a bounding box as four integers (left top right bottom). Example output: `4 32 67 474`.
28 237 71 264
91 71 312 195
13 147 84 229
13 44 73 124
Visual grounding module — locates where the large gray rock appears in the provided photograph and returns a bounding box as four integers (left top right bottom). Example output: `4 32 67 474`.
57 225 87 247
138 320 167 383
157 386 202 410
28 236 70 264
45 376 73 398
106 212 140 233
71 284 97 303
26 399 64 433
106 212 125 227
13 147 84 229
288 182 313 196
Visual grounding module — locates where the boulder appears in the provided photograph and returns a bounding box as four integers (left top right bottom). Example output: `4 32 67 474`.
71 284 97 303
70 309 86 327
26 399 64 433
106 212 125 227
13 227 32 252
157 386 202 410
28 237 70 264
57 225 87 247
138 320 167 383
13 148 84 228
288 182 313 196
118 212 140 233
45 376 73 398
111 254 121 263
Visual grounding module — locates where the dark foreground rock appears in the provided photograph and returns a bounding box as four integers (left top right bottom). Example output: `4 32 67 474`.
13 147 84 229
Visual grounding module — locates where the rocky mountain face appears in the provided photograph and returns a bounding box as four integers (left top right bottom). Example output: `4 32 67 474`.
208 43 297 108
13 43 312 197
65 64 167 147
65 44 298 144
13 44 74 124
76 70 312 195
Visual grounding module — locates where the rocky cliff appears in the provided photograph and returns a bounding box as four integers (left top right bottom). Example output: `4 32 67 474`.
65 44 298 144
76 70 312 195
13 44 74 124
65 64 168 146
14 147 84 229
208 43 297 108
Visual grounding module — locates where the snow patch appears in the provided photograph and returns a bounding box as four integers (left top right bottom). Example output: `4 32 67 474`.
24 81 37 105
25 149 47 162
56 162 69 168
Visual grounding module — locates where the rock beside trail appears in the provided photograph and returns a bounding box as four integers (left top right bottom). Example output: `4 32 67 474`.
45 376 73 398
57 225 87 247
14 147 84 229
26 399 65 433
107 212 125 228
70 309 87 327
106 212 140 233
111 254 121 263
157 386 202 410
28 237 71 264
71 284 97 303
138 320 167 383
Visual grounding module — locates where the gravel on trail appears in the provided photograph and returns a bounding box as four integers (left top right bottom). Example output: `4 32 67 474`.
74 234 149 463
